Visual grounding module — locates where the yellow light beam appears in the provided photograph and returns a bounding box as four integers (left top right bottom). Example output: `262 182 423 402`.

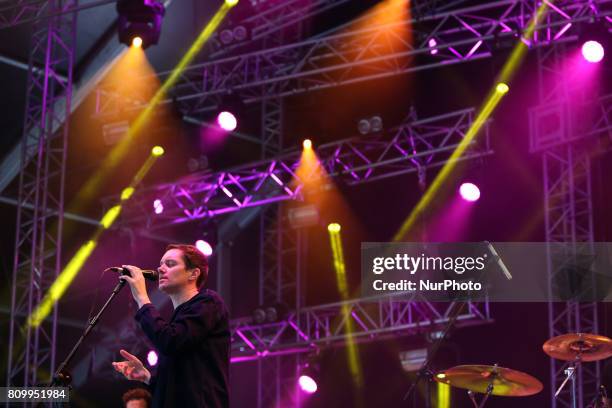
437 381 450 408
393 1 551 241
328 224 363 388
28 239 98 328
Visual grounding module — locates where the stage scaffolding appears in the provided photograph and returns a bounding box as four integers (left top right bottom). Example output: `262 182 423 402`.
3 1 611 407
6 0 77 390
530 40 612 406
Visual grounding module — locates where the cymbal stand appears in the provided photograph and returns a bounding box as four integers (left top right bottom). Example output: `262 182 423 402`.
554 360 580 408
466 364 499 408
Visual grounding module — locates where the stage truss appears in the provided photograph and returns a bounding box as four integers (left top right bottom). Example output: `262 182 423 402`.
6 0 77 389
530 37 612 406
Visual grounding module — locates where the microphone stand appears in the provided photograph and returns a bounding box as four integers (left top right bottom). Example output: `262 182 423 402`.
50 279 126 388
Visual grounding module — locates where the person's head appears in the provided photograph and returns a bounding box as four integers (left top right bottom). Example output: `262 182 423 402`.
157 244 209 294
122 388 151 408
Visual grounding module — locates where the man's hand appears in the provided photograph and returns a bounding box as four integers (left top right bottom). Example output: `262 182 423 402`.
112 349 151 384
120 264 151 308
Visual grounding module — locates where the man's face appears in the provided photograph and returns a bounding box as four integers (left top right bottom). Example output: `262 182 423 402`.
157 249 197 293
126 399 148 408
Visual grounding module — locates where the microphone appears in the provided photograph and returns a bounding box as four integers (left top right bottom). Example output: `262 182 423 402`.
484 241 513 280
105 266 159 281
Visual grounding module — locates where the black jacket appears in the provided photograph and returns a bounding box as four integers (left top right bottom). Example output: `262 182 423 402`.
135 289 230 408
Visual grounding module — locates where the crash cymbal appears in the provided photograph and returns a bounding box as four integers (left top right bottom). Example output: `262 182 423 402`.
543 333 612 362
434 365 543 397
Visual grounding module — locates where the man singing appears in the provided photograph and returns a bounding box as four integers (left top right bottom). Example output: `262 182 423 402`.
112 244 230 407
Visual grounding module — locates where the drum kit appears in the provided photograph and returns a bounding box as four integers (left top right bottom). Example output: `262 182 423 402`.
433 333 612 408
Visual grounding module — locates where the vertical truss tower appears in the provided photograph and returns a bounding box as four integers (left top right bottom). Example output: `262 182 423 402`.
530 40 607 406
7 0 77 388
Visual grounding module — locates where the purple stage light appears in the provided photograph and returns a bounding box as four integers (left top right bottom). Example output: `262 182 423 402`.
298 375 318 394
459 182 480 202
582 40 604 63
217 111 237 131
428 38 438 55
147 350 158 366
195 239 213 257
153 199 163 214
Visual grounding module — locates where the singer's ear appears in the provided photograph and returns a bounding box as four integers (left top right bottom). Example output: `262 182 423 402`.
190 268 201 281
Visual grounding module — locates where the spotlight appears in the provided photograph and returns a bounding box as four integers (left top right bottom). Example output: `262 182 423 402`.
151 145 165 156
298 359 320 394
327 223 341 233
582 40 604 63
131 36 143 48
428 38 438 55
251 303 287 324
459 182 480 202
219 29 234 45
195 239 213 257
357 119 371 135
218 26 248 45
147 350 158 366
225 0 239 6
116 0 165 49
252 308 266 324
217 111 237 131
153 199 164 214
496 82 509 94
357 116 383 135
303 139 312 150
298 375 318 394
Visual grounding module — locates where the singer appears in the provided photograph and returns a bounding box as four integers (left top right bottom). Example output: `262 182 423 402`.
112 244 229 408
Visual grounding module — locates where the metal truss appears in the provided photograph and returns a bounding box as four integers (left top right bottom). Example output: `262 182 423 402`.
255 354 302 408
113 107 491 228
7 0 77 388
231 295 491 362
530 46 612 407
94 0 612 118
258 206 305 309
0 0 113 29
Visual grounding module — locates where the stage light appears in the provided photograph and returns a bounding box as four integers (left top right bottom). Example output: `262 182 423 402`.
252 307 265 324
151 145 165 156
116 0 165 49
496 82 509 94
225 0 239 6
582 40 604 63
195 239 213 257
303 139 312 150
357 115 383 135
217 111 237 131
153 199 164 214
428 38 438 55
298 374 318 394
436 373 447 380
459 182 480 202
327 223 341 232
147 350 158 366
132 36 143 48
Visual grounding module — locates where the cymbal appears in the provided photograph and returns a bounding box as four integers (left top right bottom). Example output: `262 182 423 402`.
543 333 612 362
434 365 543 397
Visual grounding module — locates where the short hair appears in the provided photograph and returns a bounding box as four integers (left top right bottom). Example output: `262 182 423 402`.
166 244 209 288
122 388 151 407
